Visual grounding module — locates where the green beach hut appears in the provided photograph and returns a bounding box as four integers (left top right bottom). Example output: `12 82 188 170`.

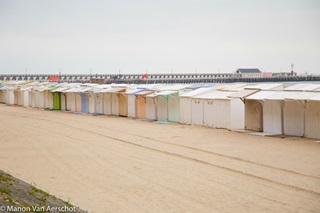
52 92 61 110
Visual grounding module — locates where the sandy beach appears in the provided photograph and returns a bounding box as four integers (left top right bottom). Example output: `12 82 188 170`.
0 104 320 212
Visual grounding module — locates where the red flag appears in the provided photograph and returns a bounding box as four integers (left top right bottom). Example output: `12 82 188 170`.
142 73 148 79
49 76 60 82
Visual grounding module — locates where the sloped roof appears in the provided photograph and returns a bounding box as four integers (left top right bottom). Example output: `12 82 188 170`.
265 91 299 100
99 87 126 93
193 91 234 100
245 91 278 100
155 90 178 96
236 68 261 74
135 90 154 96
283 84 309 91
285 92 320 100
308 94 320 101
219 83 247 91
244 83 283 90
228 89 259 98
124 88 145 95
146 93 159 98
179 87 213 98
299 84 320 91
51 87 70 92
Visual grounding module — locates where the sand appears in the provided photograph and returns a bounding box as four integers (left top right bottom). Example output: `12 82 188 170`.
0 104 320 213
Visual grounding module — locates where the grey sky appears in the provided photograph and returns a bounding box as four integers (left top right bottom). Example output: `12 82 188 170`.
0 0 319 74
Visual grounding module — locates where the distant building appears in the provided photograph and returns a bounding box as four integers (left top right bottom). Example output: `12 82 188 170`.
235 68 262 78
262 72 273 77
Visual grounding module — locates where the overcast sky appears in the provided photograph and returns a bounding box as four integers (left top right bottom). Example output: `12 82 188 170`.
0 0 319 75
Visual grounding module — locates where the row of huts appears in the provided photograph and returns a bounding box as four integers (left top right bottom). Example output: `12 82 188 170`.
1 81 320 139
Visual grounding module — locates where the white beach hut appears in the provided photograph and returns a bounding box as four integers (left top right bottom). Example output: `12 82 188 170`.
34 83 53 109
28 87 36 107
283 92 320 137
20 87 31 107
0 85 9 104
191 90 243 129
262 91 299 135
64 86 81 112
99 87 126 116
0 91 3 103
43 86 57 110
87 85 110 114
7 87 17 105
154 85 189 122
18 82 37 108
305 94 320 139
55 83 81 111
125 88 145 118
179 87 213 125
100 88 112 115
146 93 158 120
154 89 185 123
244 91 278 131
0 86 5 103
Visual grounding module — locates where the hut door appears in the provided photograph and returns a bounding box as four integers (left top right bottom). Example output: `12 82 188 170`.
245 100 263 131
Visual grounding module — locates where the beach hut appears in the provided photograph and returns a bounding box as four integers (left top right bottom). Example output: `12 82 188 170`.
0 87 3 103
52 92 61 110
283 92 320 137
262 91 299 135
0 85 8 104
154 85 189 122
0 81 26 105
28 88 36 107
51 83 80 111
125 88 145 118
146 93 158 120
0 81 4 103
135 90 154 119
51 87 68 110
64 86 81 112
179 87 213 125
119 89 129 117
80 89 91 113
305 94 320 139
99 87 126 116
154 91 179 122
94 92 104 114
19 87 31 107
34 84 51 109
6 87 16 105
71 92 79 112
87 85 110 114
68 84 97 113
192 91 242 129
43 87 58 110
16 87 24 106
186 86 228 126
52 88 66 110
244 91 278 131
100 88 112 115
